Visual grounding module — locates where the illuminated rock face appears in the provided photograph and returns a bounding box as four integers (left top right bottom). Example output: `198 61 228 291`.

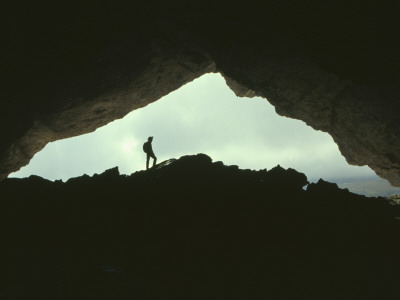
2 2 400 185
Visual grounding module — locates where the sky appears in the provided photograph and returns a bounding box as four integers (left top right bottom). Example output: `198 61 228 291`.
10 73 378 184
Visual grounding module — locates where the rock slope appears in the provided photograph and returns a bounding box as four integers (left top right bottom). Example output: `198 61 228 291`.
1 154 400 299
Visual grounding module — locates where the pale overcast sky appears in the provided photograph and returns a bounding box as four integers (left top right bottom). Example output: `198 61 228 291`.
11 73 378 183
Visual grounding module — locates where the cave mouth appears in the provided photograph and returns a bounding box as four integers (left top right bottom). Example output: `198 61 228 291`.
10 73 395 197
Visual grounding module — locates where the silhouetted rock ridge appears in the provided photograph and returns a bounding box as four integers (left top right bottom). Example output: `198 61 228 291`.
1 154 400 299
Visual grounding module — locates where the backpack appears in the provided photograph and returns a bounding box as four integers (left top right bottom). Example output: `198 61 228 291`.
143 141 150 153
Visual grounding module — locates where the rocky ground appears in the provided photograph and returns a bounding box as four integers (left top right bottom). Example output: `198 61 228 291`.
1 154 400 299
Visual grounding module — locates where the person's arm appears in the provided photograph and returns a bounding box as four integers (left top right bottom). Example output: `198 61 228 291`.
149 144 155 156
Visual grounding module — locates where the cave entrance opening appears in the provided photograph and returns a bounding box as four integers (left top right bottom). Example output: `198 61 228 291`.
11 73 396 196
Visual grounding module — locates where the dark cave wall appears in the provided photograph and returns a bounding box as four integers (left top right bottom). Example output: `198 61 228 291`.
2 1 400 185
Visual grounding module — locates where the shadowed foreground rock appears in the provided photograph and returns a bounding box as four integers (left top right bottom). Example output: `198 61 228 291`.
2 154 400 299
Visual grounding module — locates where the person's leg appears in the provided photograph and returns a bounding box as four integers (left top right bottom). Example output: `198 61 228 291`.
146 154 150 170
149 153 157 168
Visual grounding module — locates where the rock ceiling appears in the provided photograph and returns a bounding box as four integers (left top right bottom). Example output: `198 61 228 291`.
3 2 399 185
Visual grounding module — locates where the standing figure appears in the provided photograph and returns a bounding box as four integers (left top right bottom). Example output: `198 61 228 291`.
143 136 157 169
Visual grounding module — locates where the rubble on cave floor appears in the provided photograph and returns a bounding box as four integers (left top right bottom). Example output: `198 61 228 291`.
1 154 400 299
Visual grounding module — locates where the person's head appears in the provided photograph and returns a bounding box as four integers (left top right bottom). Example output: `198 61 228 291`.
148 136 153 142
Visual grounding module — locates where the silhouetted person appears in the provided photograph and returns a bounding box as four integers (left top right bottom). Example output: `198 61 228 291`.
143 136 157 169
